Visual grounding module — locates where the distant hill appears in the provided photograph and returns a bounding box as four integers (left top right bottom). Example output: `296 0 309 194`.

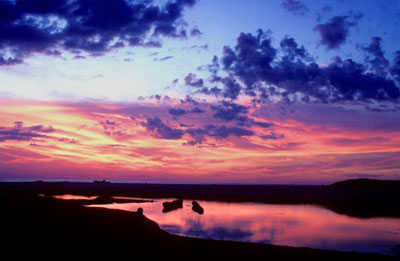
331 178 400 188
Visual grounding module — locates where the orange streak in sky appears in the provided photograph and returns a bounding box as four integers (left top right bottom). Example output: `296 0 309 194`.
1 100 399 183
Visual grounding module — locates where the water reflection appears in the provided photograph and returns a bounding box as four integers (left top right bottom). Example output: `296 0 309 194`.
87 199 400 254
53 194 97 200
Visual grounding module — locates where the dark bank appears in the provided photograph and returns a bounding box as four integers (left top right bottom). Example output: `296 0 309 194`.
1 179 399 260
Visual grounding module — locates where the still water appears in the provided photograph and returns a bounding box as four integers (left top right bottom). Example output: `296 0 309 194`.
86 199 400 254
52 194 98 200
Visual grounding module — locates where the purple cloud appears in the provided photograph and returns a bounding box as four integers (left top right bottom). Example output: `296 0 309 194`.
187 29 399 104
154 56 174 61
184 73 204 87
314 14 362 49
190 26 202 36
0 121 54 142
281 0 309 16
142 117 184 140
0 0 197 65
168 108 186 117
362 37 390 76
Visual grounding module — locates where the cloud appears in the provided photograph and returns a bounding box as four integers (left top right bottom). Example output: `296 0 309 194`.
0 0 197 65
183 44 208 51
220 30 277 93
390 51 400 83
314 14 362 49
190 26 202 37
280 36 308 60
184 73 204 87
153 56 174 61
188 107 203 114
211 101 248 121
281 0 309 16
0 121 54 142
362 37 390 76
99 120 125 136
187 29 400 104
209 125 254 138
133 100 263 145
142 117 184 139
168 108 186 116
185 124 254 145
260 132 284 140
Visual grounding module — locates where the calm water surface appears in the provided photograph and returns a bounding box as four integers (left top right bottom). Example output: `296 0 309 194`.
85 198 400 254
53 194 97 200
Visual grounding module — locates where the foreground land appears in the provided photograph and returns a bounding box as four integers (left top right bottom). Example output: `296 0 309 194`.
1 186 396 260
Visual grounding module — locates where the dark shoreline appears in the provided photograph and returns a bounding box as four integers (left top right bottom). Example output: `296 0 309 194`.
2 178 400 218
1 185 397 260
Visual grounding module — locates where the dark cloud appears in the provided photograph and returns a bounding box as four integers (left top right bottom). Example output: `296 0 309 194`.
185 124 254 145
190 29 400 104
390 51 400 83
99 120 125 136
221 77 242 100
190 26 202 37
101 120 117 125
260 132 284 140
168 108 186 116
168 106 205 117
322 57 399 102
207 55 220 74
280 36 308 61
29 124 55 133
181 95 199 105
362 37 389 76
190 107 205 113
154 55 174 61
314 14 362 49
183 44 208 51
220 30 277 96
0 121 54 142
142 117 184 139
0 0 197 65
211 101 248 121
168 106 204 116
251 121 274 129
54 137 79 144
204 125 254 138
184 73 204 87
73 55 85 60
140 109 258 145
281 0 309 16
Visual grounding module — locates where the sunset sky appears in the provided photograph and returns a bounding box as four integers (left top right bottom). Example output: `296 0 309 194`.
1 0 400 184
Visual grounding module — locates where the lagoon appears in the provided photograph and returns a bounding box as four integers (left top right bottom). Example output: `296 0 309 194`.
87 198 400 255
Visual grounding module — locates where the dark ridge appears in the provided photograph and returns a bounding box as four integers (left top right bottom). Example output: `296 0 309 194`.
331 178 400 188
